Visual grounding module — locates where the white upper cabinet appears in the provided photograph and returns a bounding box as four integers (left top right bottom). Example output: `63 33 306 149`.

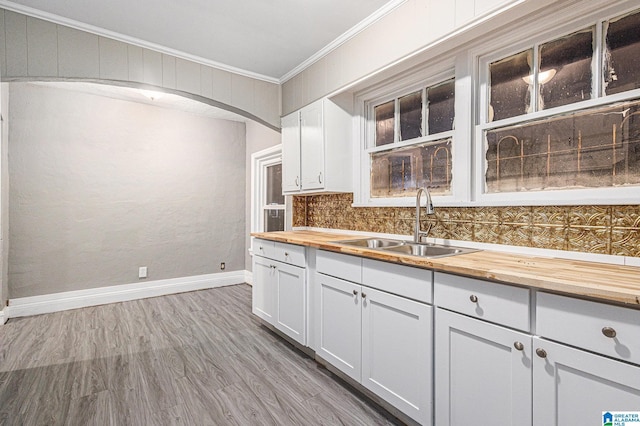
300 100 324 191
281 95 353 195
281 112 302 193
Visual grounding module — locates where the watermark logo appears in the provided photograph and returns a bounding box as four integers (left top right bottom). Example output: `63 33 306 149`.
603 412 640 426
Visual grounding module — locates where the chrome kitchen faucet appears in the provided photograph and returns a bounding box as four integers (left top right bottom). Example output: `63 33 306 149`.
414 187 435 243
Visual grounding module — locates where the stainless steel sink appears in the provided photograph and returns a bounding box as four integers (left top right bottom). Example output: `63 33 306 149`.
383 242 478 258
333 238 478 258
332 238 405 249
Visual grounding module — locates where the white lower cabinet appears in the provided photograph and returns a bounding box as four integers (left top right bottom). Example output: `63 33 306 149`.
255 245 640 426
435 308 532 426
274 260 306 345
362 287 432 426
316 273 362 381
252 239 307 346
252 255 276 323
316 252 433 425
533 337 640 426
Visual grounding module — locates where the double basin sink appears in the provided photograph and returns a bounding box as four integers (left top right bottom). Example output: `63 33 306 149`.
332 238 478 259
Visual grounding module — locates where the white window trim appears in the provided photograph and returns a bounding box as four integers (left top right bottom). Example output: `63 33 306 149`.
472 2 640 206
250 145 288 234
353 55 473 207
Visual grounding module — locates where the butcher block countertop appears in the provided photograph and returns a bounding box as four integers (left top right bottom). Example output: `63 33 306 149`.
252 230 640 308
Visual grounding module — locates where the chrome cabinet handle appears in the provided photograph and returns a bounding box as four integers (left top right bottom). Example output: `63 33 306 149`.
514 341 524 351
352 290 358 296
259 246 263 250
284 252 289 257
469 294 478 303
361 292 367 299
602 327 617 338
295 176 299 187
535 348 547 358
318 172 323 184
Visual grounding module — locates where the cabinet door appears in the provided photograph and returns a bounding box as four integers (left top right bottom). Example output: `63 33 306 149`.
533 337 640 426
252 256 276 324
435 309 532 426
362 287 433 425
300 101 325 191
281 112 301 193
275 261 306 346
316 273 362 382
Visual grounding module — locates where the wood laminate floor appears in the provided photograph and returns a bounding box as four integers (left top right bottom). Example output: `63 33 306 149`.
0 284 400 425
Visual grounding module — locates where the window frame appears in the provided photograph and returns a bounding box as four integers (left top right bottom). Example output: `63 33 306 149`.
473 3 640 206
251 145 287 233
354 56 472 207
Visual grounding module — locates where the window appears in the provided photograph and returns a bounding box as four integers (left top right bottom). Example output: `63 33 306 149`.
251 145 285 233
367 78 455 199
478 8 640 202
354 4 639 207
485 100 640 193
605 10 640 95
263 163 285 231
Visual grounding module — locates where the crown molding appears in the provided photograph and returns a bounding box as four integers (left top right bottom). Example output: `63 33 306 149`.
0 0 280 84
279 0 408 83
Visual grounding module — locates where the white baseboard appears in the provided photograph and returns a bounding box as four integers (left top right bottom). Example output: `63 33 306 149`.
244 270 253 286
5 270 248 319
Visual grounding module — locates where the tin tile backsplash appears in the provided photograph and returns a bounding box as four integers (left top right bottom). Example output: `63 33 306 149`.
292 194 640 257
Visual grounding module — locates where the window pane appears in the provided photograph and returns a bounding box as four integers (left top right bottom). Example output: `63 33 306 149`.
371 147 417 197
375 100 395 146
370 139 452 197
399 91 423 141
428 79 455 134
605 10 640 95
484 99 640 193
266 163 284 205
489 50 532 121
264 209 284 232
419 139 452 195
539 29 593 110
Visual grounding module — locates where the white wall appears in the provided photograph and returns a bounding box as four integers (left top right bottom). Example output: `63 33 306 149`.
8 83 246 298
281 0 579 114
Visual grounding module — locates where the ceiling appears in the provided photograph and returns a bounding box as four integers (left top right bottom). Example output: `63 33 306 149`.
0 0 399 81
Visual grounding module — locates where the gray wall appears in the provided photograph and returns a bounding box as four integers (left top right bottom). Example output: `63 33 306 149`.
244 120 281 272
8 83 246 298
1 84 8 305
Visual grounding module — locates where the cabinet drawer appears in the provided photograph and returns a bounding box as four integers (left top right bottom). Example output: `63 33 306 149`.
317 250 362 283
273 242 306 267
537 292 640 365
362 259 432 304
253 238 276 259
253 239 305 267
434 272 530 331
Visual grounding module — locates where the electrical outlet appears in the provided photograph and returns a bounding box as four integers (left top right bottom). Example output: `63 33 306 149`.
220 262 225 270
139 266 148 279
